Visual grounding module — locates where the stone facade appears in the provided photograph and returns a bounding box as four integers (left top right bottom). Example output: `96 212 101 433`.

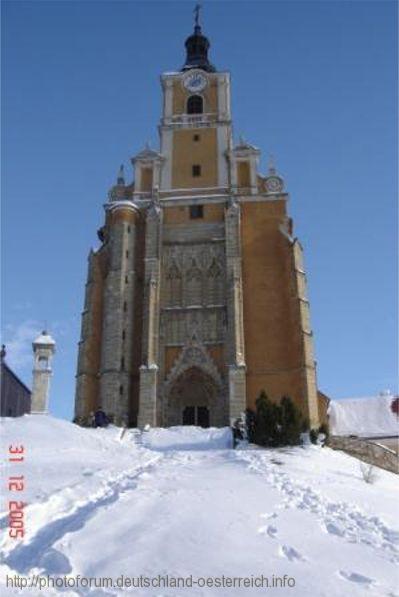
74 21 322 429
328 436 398 475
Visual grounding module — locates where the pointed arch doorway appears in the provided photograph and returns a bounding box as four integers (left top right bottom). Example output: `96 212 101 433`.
166 366 218 428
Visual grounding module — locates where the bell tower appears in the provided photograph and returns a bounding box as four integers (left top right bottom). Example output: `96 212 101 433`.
31 331 56 414
157 10 232 194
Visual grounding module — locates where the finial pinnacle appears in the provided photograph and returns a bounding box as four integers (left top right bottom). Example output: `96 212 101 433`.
268 153 277 175
194 3 201 30
117 164 125 185
182 2 216 73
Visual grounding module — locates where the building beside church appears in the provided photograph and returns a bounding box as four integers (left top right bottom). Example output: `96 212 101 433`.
74 15 321 429
0 346 31 417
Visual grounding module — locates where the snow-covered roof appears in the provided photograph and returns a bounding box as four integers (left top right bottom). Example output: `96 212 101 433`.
328 393 398 437
232 138 260 155
132 147 163 162
33 331 56 346
234 141 258 151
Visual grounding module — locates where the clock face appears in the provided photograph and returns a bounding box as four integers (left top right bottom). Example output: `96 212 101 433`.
183 71 208 93
266 176 283 193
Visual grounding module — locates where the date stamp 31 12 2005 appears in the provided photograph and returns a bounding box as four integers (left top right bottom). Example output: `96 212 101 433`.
7 444 26 539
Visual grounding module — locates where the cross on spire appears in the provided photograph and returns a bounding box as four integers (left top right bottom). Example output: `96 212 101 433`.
268 153 277 175
194 3 201 29
117 164 125 185
182 2 216 73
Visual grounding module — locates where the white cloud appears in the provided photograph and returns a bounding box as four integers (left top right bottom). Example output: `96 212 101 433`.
2 320 42 370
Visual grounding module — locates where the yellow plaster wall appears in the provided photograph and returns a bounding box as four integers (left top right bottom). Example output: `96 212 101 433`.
163 203 224 224
164 344 226 379
241 200 307 414
207 345 225 373
172 79 218 115
317 391 330 426
172 128 218 189
164 347 181 379
109 208 138 225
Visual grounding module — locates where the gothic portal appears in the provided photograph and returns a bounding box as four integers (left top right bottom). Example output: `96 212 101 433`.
74 13 321 429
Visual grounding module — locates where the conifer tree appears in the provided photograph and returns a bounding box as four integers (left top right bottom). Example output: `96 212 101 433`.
280 396 303 446
245 408 256 443
253 392 304 447
254 391 280 446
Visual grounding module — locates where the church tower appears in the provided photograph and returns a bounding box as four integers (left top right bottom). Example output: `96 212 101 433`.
74 10 320 430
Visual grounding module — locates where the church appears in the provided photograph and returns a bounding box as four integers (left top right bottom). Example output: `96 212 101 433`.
74 12 322 430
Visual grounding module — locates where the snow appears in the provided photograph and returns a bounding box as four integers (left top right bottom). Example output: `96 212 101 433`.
142 425 233 451
33 332 55 346
0 415 398 596
329 394 398 437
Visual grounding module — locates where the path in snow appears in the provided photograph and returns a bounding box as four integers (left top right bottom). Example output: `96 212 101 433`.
2 448 397 596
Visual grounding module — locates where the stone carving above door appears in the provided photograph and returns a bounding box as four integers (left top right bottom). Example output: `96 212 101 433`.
164 332 223 391
162 243 226 308
161 307 226 346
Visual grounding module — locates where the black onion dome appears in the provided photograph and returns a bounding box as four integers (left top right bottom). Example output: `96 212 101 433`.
182 24 216 72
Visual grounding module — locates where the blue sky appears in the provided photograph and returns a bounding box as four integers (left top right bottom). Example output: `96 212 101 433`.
2 0 397 420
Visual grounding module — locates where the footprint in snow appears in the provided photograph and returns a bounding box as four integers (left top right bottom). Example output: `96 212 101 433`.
139 472 152 480
258 525 278 538
82 469 94 477
38 548 72 575
279 545 306 562
266 525 278 538
339 570 376 586
325 521 345 537
385 529 399 544
260 512 277 520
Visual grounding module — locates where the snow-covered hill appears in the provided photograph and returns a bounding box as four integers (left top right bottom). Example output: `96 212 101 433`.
0 415 398 596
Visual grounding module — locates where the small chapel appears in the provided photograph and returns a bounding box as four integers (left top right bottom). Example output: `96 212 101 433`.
74 9 324 429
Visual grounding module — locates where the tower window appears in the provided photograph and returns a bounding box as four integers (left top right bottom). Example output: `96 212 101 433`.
123 301 127 312
125 250 129 259
193 134 200 142
119 385 123 396
125 275 128 284
38 356 49 370
187 95 203 114
122 330 126 340
237 160 251 187
141 167 153 192
190 205 204 219
121 357 125 370
192 164 201 177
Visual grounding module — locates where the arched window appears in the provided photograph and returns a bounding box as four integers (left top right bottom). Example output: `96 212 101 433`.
38 356 49 370
185 260 203 306
165 262 182 307
205 258 224 306
187 95 203 114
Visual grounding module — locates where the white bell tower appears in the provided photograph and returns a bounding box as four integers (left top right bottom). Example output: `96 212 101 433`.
31 331 56 414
